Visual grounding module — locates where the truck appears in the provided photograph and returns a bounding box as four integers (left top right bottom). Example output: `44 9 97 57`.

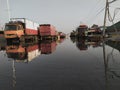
39 24 57 40
76 25 88 38
4 18 39 42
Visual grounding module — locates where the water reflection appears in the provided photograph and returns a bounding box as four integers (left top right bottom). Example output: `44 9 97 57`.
5 39 65 63
40 40 57 54
6 43 40 63
0 38 6 51
70 37 102 51
70 37 120 90
70 37 77 43
105 40 120 78
76 38 88 50
105 40 120 51
103 40 120 90
0 39 65 89
1 37 120 90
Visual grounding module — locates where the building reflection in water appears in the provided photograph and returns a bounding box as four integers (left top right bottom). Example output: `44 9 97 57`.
103 40 120 90
70 37 77 43
70 37 102 51
70 37 120 89
76 38 88 50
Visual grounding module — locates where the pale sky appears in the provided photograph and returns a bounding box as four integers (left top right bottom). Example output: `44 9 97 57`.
0 0 120 33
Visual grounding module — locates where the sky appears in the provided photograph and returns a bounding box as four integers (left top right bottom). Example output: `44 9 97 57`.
0 0 120 33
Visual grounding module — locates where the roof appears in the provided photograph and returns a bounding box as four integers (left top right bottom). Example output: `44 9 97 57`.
106 21 120 31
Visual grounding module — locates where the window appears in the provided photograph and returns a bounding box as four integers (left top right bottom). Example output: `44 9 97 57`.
5 25 17 30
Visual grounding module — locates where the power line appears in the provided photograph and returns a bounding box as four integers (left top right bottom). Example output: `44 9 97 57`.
109 0 118 4
82 0 105 24
112 8 120 21
86 0 104 15
86 6 105 26
85 0 119 27
95 7 105 18
107 2 120 34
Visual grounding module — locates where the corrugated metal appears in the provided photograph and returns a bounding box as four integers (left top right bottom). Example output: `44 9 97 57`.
39 24 57 36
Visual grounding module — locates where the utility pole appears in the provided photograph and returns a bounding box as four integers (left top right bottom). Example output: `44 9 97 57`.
103 0 108 37
7 0 10 21
103 0 109 87
103 0 109 66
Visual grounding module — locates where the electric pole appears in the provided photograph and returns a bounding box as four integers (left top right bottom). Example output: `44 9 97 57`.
103 0 109 37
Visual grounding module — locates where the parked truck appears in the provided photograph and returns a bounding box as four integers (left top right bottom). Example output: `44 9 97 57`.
4 18 39 42
39 24 57 40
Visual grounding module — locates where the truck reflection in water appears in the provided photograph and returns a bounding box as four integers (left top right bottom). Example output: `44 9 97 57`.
0 41 6 51
5 39 65 62
6 43 41 63
4 39 65 89
0 32 6 51
70 37 102 51
40 40 57 54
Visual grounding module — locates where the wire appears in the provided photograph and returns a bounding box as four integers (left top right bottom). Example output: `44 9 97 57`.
107 4 120 33
95 7 105 18
86 0 119 26
83 0 105 24
112 8 120 21
87 6 105 25
109 0 118 4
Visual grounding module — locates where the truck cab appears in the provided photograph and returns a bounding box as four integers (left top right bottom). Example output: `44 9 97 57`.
4 21 24 39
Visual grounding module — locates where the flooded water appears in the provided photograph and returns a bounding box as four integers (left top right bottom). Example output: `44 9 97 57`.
0 37 120 90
